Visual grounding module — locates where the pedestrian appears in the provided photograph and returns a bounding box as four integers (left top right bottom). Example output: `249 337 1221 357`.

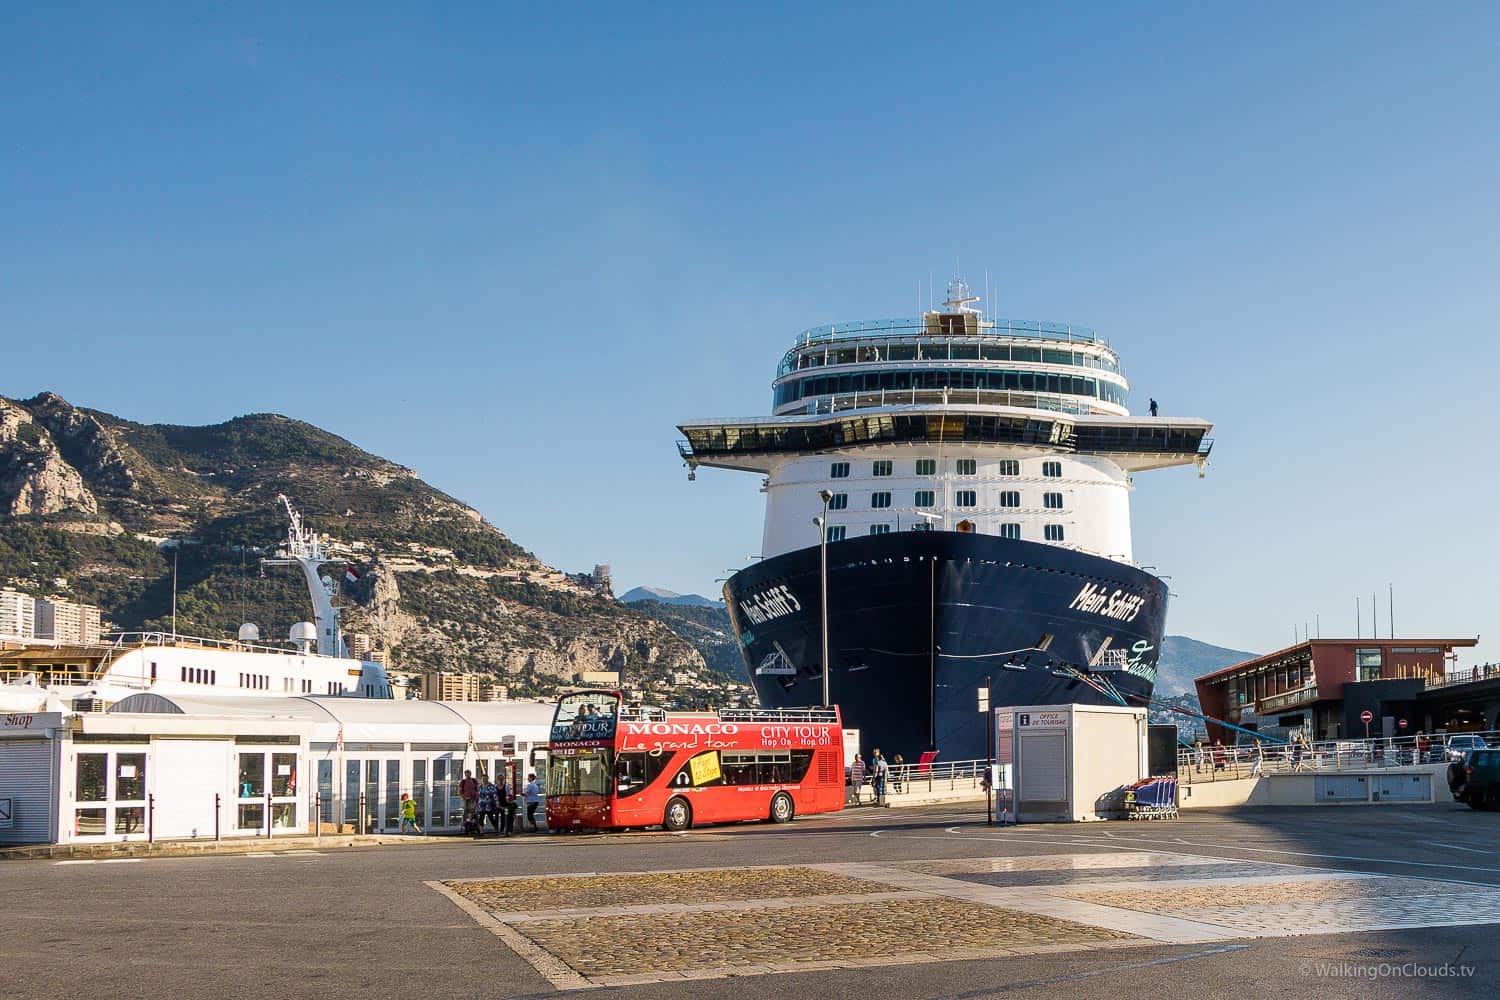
1149 398 1159 417
478 775 501 836
871 748 889 805
1211 740 1225 772
398 792 422 835
849 753 866 805
1251 740 1264 777
1192 739 1205 771
459 769 480 833
524 772 543 831
892 753 906 794
1416 730 1430 764
501 776 518 836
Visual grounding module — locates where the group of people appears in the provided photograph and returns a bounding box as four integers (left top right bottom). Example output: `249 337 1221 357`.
397 769 544 837
847 748 897 805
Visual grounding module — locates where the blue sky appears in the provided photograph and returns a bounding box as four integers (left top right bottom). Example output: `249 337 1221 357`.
4 4 1498 663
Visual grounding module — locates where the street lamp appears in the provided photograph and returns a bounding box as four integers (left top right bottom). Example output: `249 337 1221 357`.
815 488 833 707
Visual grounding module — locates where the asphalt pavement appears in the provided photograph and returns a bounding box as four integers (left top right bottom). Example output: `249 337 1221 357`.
4 801 1498 999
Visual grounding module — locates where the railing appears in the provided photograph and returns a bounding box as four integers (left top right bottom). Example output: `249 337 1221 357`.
1256 684 1319 714
718 706 839 723
789 388 1118 418
846 758 988 802
795 318 1106 347
1177 729 1499 784
1425 665 1500 691
103 631 319 657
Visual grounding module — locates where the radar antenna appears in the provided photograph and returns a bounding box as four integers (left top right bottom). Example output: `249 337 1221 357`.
942 275 981 314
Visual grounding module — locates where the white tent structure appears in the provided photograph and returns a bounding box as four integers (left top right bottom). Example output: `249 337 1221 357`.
0 694 554 845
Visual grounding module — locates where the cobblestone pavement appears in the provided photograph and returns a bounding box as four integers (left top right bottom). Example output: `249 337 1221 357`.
429 849 1500 990
519 896 1137 980
446 866 891 913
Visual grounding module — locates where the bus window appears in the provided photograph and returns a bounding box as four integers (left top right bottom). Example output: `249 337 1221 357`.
614 752 671 796
548 750 611 797
720 752 757 786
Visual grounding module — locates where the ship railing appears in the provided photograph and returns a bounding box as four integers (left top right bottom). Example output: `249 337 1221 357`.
718 706 839 723
800 388 1106 418
1175 728 1500 784
103 631 320 657
794 318 1107 347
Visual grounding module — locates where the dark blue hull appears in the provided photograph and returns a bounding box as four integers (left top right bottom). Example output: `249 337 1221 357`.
724 532 1166 762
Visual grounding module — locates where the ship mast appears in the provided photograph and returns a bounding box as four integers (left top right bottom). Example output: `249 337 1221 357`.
261 494 346 657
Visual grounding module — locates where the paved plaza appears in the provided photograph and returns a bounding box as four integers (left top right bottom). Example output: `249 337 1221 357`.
5 804 1500 998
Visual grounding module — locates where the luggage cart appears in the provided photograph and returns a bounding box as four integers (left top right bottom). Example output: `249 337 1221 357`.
1124 776 1178 819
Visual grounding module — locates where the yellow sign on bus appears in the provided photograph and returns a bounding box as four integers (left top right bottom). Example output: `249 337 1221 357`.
689 751 722 786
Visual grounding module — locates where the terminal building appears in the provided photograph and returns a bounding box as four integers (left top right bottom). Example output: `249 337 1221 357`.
1195 637 1481 742
0 696 553 847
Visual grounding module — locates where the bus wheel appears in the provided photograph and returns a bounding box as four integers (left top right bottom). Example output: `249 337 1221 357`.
663 797 693 832
769 792 795 824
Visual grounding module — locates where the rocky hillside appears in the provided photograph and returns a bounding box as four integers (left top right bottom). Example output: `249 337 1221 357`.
0 392 749 704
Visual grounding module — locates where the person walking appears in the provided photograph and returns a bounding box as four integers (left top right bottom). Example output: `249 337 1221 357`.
892 753 906 794
1149 398 1159 417
500 775 517 836
1416 731 1430 764
398 792 422 835
478 775 501 837
1250 740 1264 777
871 748 889 805
849 753 866 806
523 772 543 831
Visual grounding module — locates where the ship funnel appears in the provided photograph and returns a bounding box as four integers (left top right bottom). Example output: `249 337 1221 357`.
238 623 261 643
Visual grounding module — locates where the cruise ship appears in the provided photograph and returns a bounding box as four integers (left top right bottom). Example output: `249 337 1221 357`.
0 496 392 714
677 279 1213 760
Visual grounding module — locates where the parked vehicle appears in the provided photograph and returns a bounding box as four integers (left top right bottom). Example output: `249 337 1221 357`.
1449 749 1500 810
1445 734 1491 761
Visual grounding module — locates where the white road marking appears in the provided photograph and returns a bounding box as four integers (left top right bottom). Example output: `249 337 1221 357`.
54 860 95 866
1424 842 1491 855
99 858 143 864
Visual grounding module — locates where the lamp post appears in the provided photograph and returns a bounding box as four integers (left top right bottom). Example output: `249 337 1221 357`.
814 489 833 707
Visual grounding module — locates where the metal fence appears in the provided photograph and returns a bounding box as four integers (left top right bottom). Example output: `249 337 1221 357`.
845 758 989 804
1177 729 1498 784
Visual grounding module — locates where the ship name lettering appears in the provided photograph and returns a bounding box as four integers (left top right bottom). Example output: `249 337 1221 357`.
1067 582 1145 622
738 584 802 626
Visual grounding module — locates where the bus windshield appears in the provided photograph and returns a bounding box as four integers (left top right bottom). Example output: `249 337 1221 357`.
550 691 621 743
548 748 612 798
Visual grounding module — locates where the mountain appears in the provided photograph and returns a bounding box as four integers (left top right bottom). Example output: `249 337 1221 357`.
0 391 751 706
619 586 723 608
1155 634 1257 697
626 599 748 684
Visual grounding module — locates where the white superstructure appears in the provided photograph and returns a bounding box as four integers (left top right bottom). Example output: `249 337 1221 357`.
682 278 1213 564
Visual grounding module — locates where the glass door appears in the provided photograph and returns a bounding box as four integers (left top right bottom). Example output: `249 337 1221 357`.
237 752 267 832
383 759 400 831
363 760 380 834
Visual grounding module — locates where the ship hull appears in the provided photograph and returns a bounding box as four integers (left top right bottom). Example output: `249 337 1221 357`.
724 532 1166 761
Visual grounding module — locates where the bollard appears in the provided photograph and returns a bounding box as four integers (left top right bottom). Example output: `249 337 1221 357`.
358 793 366 836
148 793 154 844
214 793 221 842
315 793 321 841
266 792 273 839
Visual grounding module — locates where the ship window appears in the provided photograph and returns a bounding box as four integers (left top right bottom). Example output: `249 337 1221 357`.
915 459 936 476
872 460 892 477
1012 346 1041 363
828 493 848 511
950 343 979 360
956 459 976 476
830 462 850 479
999 491 1021 508
887 344 916 361
1045 524 1065 542
918 342 948 361
998 460 1019 476
914 490 935 508
955 490 977 507
1044 492 1063 509
871 491 892 509
1042 461 1062 478
826 526 846 542
999 523 1021 539
869 524 891 535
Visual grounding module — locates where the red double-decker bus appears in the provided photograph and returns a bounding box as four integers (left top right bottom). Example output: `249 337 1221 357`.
545 690 844 832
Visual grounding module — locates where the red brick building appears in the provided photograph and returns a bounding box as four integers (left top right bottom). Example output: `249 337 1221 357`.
1195 638 1478 741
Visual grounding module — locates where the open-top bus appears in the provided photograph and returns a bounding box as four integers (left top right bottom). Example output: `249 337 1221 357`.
545 690 844 831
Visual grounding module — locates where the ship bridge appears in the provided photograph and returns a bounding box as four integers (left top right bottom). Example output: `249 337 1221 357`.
678 406 1213 475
